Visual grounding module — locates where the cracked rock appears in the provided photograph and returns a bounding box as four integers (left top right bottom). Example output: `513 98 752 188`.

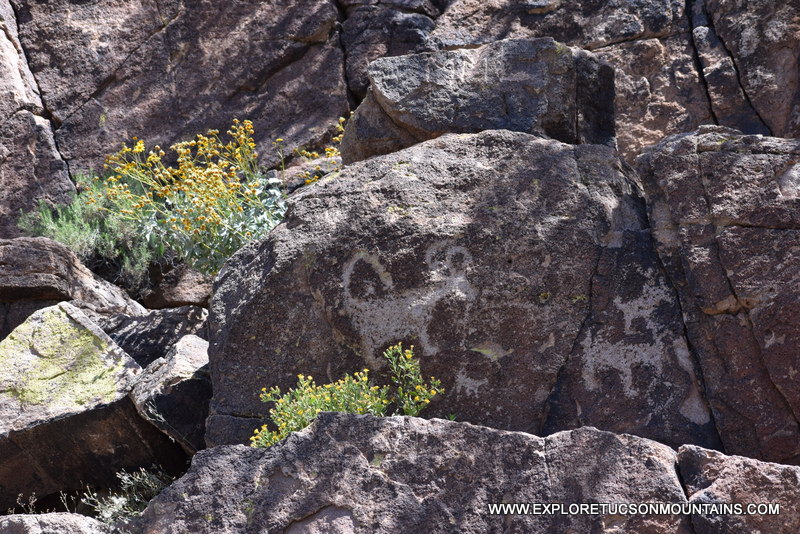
638 126 800 464
0 2 72 238
133 413 693 534
703 0 800 138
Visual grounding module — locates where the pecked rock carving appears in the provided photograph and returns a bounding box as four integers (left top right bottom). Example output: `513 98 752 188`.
207 130 719 452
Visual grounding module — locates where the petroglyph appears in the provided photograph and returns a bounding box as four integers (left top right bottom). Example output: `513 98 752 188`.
343 243 477 368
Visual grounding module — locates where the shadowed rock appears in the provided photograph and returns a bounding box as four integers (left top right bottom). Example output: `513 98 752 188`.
0 237 145 341
99 306 208 368
0 303 185 510
132 335 211 454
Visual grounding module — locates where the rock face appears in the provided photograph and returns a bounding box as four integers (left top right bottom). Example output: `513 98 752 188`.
0 2 72 238
0 303 185 510
341 38 614 164
208 129 718 451
131 335 211 454
134 413 692 534
0 513 110 534
99 306 208 368
0 237 145 341
699 0 800 138
8 0 349 173
424 0 799 161
638 126 800 464
679 445 800 533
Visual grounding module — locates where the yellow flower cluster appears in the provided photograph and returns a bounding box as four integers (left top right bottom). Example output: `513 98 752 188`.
91 119 285 274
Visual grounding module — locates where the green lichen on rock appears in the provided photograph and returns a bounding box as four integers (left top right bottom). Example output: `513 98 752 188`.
0 304 130 412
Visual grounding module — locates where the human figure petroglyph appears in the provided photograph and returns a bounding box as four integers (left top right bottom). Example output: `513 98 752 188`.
342 243 477 368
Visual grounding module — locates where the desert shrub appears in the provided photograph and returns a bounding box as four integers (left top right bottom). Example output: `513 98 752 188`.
18 177 160 290
80 466 174 525
20 119 286 286
251 343 444 448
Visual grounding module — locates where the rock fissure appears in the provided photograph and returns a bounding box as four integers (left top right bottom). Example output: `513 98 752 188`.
5 0 70 177
647 218 722 445
331 0 362 108
702 9 773 136
686 0 720 126
540 248 601 433
55 5 183 129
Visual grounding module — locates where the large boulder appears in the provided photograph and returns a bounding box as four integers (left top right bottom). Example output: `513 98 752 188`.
637 126 800 464
99 306 208 368
679 445 800 533
9 0 349 173
0 513 110 533
207 130 718 451
0 237 145 341
131 335 212 454
0 302 185 510
134 413 692 534
341 38 614 164
0 2 72 238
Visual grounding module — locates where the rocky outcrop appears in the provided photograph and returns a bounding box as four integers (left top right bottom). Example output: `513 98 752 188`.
0 237 145 340
8 0 349 173
99 306 208 368
424 0 800 162
207 129 718 451
0 303 185 510
135 413 693 534
341 38 614 164
427 0 713 162
0 2 72 238
135 413 800 533
638 126 800 464
0 513 110 533
679 445 800 533
131 335 211 454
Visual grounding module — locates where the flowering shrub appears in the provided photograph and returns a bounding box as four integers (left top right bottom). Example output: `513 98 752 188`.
250 343 444 448
99 119 285 274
